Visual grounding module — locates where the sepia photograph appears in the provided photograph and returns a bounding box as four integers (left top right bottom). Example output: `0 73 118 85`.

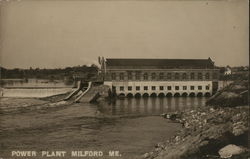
0 0 249 159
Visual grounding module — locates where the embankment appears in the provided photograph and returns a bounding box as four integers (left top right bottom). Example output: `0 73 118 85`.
206 80 248 107
143 80 249 159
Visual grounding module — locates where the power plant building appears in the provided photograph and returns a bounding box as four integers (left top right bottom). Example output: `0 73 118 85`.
102 58 219 97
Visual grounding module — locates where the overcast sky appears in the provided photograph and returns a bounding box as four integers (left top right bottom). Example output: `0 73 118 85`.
0 0 248 69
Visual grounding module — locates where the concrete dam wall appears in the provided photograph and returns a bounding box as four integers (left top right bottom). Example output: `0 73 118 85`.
1 88 73 98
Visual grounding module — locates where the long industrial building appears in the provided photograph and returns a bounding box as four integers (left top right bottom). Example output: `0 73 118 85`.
101 58 219 97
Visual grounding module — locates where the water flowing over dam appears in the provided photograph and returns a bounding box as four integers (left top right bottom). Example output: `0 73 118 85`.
0 79 73 98
1 87 73 98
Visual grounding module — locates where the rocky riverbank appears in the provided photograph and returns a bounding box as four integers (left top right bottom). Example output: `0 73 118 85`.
143 80 249 159
143 106 249 159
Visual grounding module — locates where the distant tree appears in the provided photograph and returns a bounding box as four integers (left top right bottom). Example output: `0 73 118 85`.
1 64 100 80
49 75 55 82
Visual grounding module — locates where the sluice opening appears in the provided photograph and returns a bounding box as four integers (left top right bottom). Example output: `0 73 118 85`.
150 93 157 97
182 92 188 97
142 93 149 98
204 92 211 97
174 93 180 97
166 93 172 97
118 93 125 98
115 92 212 98
189 92 195 97
127 93 133 98
158 93 165 98
134 93 141 98
197 92 203 97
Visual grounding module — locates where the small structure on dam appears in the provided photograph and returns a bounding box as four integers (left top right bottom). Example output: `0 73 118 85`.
101 57 220 97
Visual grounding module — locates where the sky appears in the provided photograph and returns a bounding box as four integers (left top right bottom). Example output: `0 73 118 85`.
0 0 249 69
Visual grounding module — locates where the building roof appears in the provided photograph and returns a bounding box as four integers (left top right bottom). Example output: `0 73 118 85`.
105 58 215 69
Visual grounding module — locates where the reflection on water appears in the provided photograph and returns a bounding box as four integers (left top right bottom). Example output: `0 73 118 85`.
101 97 207 116
0 97 207 159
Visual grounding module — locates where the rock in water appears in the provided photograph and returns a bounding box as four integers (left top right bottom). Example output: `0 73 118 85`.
232 122 248 136
218 144 246 158
142 153 149 158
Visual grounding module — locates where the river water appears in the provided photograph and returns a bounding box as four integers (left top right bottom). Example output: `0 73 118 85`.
0 97 207 159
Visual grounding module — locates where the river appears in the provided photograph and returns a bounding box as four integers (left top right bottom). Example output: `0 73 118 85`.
0 97 207 159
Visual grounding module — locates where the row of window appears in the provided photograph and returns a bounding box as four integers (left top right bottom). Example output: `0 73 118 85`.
117 85 210 91
111 72 217 80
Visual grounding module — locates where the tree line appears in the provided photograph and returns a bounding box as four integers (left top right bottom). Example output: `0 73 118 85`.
0 64 99 82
